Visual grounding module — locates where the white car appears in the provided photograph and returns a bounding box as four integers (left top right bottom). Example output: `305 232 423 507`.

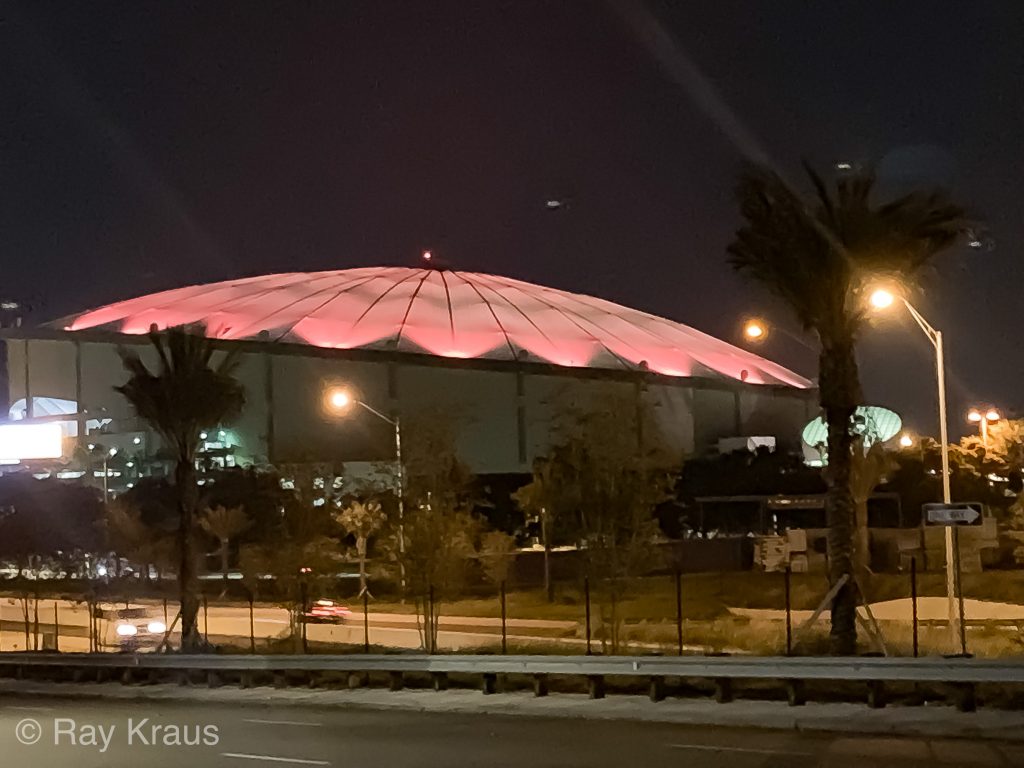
98 606 168 652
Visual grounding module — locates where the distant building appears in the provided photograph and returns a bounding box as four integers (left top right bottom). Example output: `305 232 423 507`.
0 266 814 489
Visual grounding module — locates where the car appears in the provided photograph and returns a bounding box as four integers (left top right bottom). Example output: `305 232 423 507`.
97 606 168 652
302 599 352 624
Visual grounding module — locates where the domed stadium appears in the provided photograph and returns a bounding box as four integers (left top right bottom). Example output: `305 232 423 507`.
2 266 814 485
65 267 809 387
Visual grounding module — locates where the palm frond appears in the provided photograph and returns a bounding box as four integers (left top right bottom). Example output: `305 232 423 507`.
115 327 246 458
728 162 970 344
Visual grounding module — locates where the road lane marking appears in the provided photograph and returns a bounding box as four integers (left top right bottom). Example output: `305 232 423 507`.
669 744 813 757
242 719 322 727
222 753 330 765
4 705 54 712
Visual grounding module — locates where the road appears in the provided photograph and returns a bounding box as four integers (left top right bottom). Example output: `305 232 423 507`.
0 597 578 653
0 695 1020 767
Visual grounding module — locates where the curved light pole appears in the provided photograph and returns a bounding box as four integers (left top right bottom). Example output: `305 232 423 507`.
325 388 406 593
869 288 963 650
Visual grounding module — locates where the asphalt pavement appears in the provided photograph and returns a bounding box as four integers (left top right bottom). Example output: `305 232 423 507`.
0 597 574 653
1 695 1022 767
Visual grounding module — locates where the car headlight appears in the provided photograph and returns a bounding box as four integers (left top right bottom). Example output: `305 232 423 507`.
147 621 167 634
116 623 138 637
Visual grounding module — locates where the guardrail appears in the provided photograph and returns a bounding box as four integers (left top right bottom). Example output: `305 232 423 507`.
3 652 1022 712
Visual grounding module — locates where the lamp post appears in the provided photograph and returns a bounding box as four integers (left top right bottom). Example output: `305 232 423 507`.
869 288 962 649
87 443 115 504
967 408 1000 451
325 388 406 592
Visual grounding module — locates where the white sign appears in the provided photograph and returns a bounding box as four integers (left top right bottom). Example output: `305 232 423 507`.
923 503 982 526
0 422 64 461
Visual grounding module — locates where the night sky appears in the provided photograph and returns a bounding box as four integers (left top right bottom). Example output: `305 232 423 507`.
2 1 1021 437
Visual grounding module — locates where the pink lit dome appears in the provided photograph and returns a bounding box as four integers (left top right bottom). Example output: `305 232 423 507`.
63 266 810 387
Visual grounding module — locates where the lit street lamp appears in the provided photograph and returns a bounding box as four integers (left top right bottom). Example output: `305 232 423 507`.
869 287 963 651
324 387 406 591
967 407 1000 450
740 318 815 351
742 319 767 341
899 433 914 448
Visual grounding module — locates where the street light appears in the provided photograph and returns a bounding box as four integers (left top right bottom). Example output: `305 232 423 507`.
742 319 767 341
324 386 406 592
740 317 816 351
899 433 914 448
967 407 1000 450
327 389 351 411
86 443 111 504
868 288 896 310
869 286 963 651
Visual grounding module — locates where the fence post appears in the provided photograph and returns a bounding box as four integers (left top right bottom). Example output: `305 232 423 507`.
674 570 683 655
203 594 209 646
911 556 919 658
955 527 968 656
428 585 435 654
22 592 29 650
784 566 793 656
33 589 40 651
500 581 507 655
248 590 256 654
163 597 169 629
53 601 59 653
584 577 592 656
363 591 370 653
300 581 308 654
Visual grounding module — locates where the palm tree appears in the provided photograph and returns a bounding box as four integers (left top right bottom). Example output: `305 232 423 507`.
728 163 967 654
200 504 250 595
105 497 175 581
333 500 386 596
116 328 245 650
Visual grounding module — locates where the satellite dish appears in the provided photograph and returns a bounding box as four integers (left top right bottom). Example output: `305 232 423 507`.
801 405 903 467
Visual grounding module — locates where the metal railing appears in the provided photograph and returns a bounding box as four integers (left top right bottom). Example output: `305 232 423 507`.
2 652 1020 711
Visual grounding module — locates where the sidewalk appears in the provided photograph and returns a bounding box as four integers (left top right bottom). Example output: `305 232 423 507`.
2 678 1023 743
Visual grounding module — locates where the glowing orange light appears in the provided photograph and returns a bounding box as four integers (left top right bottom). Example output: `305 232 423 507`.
869 289 895 310
743 319 767 341
325 388 352 413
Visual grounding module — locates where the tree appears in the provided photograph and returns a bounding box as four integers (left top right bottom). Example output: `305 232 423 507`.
728 163 967 654
333 499 386 596
948 419 1024 560
849 440 896 576
116 328 245 650
200 466 292 546
105 497 175 581
537 391 675 652
239 498 340 651
479 530 516 588
199 504 250 594
512 455 573 602
388 407 480 652
1005 495 1024 566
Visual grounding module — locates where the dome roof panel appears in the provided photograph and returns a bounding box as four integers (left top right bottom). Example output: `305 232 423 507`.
59 266 811 388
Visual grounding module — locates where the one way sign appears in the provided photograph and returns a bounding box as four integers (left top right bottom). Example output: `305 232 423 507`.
923 502 983 526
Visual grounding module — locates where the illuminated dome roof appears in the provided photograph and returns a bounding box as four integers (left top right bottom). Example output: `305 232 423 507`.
63 266 810 387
